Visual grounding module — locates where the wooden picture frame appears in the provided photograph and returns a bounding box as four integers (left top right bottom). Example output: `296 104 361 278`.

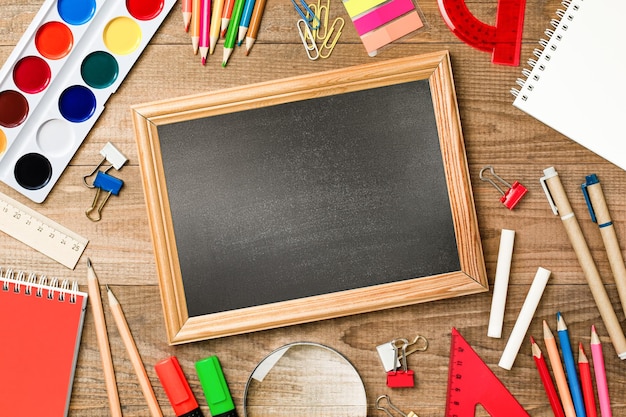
132 51 487 345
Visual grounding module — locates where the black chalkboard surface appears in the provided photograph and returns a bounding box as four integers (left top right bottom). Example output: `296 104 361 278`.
159 80 459 317
133 51 487 345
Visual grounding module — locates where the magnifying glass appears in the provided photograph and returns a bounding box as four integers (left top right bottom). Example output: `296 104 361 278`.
243 342 367 417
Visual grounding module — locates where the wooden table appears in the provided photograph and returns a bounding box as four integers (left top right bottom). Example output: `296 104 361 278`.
1 0 625 415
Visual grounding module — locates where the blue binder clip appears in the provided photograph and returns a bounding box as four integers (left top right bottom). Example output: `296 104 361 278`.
82 142 128 188
85 171 123 222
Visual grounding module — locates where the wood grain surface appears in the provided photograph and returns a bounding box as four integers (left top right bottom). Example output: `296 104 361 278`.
1 0 625 415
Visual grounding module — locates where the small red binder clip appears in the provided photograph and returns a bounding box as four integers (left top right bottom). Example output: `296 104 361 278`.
386 339 415 388
479 166 527 210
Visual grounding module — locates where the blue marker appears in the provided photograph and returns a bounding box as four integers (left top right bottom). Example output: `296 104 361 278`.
557 312 586 417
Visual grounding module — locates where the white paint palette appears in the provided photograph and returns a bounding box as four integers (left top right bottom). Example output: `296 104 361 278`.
0 0 176 202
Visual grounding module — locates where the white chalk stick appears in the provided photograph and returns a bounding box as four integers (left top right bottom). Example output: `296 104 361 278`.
498 267 551 370
487 229 516 338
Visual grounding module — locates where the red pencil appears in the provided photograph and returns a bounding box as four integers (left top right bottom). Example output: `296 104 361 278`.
531 336 565 417
578 342 598 417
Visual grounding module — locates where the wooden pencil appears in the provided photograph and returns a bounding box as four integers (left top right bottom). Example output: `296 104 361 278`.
87 259 122 417
107 286 163 417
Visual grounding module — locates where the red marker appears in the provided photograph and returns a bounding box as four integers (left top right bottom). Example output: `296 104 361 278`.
155 356 204 417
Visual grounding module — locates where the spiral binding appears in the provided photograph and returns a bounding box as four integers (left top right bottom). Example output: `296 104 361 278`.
511 0 581 99
0 267 79 303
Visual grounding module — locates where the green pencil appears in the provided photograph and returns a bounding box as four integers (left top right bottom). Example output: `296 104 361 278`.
222 0 246 67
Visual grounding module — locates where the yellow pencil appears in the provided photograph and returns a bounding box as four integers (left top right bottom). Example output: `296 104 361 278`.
210 0 226 54
107 286 163 417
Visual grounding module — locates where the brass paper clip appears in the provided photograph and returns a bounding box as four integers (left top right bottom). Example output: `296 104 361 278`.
308 0 330 40
376 395 418 417
319 17 344 59
86 171 124 222
297 19 319 60
395 334 429 357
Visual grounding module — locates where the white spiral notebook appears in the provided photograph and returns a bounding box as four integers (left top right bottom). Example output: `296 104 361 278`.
512 0 626 170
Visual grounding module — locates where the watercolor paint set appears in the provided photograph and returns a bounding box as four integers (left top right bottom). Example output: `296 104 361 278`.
0 0 176 203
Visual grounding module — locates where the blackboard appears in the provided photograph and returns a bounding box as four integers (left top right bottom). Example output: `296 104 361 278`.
132 51 487 345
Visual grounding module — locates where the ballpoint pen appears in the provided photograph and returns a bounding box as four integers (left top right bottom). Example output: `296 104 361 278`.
582 173 626 316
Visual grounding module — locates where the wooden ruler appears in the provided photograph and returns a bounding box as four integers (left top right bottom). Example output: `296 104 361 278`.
445 328 530 416
0 191 88 269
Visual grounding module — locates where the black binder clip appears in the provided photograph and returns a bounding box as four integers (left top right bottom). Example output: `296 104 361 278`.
479 166 527 210
85 171 123 222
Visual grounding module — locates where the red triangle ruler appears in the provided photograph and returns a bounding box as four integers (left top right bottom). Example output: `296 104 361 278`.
437 0 526 66
445 328 530 416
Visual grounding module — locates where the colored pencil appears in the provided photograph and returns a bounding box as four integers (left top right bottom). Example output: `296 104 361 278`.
221 0 236 37
237 0 257 46
557 312 586 417
578 342 598 417
107 286 163 417
199 0 211 63
591 325 613 417
244 0 267 55
190 0 201 53
210 0 226 54
182 0 193 31
222 0 246 66
544 320 577 417
87 259 122 417
531 336 565 417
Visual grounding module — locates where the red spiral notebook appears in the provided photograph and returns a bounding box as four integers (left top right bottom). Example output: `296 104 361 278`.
0 268 88 416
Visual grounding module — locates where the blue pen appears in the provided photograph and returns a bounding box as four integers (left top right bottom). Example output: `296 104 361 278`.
557 312 586 417
237 0 257 46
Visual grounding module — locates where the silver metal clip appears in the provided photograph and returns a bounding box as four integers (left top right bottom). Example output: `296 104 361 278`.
297 19 319 60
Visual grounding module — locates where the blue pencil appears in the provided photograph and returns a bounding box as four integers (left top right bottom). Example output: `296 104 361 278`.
557 312 586 417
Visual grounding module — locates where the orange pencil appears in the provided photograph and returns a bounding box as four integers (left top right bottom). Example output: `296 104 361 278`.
579 343 598 417
244 0 267 55
190 0 202 53
221 0 236 37
543 320 576 417
531 336 565 417
182 0 193 31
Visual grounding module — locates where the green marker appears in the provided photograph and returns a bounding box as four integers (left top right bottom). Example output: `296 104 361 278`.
195 356 238 417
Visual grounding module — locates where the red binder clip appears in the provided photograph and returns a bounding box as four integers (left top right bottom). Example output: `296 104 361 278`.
479 166 527 210
386 339 415 388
